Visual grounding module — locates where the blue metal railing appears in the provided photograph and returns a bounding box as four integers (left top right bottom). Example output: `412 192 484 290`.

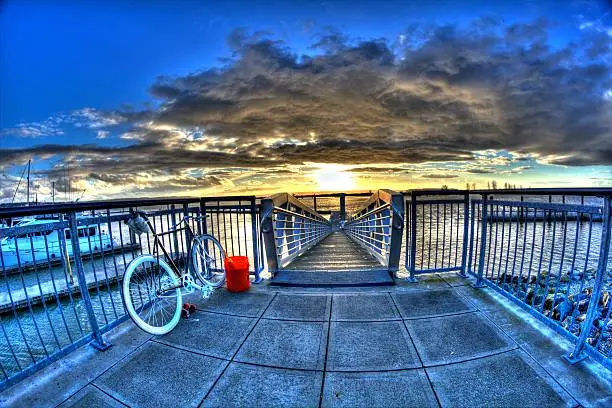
406 191 470 281
0 196 263 391
344 189 404 272
405 189 611 370
1 188 611 389
467 193 611 369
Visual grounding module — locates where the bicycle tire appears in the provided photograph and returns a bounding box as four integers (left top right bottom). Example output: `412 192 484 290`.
190 234 227 288
123 255 182 335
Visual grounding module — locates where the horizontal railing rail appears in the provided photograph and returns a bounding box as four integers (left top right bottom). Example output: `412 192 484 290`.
0 195 263 391
0 197 200 218
260 193 331 273
403 188 612 197
343 189 404 272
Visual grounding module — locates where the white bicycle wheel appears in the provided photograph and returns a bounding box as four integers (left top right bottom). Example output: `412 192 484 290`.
123 255 182 335
190 234 226 288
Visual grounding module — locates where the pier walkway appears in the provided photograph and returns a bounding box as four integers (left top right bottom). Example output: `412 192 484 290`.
2 274 610 408
1 189 612 406
271 232 394 287
284 232 381 272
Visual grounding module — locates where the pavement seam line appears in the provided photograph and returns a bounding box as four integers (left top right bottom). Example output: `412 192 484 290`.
52 328 153 408
402 309 478 320
197 291 278 407
90 382 129 407
318 295 333 408
150 338 232 360
454 285 582 406
389 291 443 408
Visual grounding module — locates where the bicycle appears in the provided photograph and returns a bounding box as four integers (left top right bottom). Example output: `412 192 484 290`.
122 209 227 335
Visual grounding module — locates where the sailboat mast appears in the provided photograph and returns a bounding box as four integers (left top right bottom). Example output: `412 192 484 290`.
26 159 31 206
11 163 28 204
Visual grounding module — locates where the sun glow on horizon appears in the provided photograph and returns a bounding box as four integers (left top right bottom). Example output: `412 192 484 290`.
311 164 357 191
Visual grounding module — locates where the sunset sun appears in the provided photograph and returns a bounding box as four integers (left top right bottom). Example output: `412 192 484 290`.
312 165 357 192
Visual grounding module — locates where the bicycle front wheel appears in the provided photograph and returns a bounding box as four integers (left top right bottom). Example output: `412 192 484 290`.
123 255 182 335
191 235 227 288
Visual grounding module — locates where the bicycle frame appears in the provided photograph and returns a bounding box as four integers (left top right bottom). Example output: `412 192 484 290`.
142 215 212 296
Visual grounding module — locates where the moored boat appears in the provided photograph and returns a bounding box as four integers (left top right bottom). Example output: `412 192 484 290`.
0 217 120 270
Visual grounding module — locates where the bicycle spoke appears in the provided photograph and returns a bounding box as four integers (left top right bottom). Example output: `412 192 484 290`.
191 235 226 288
124 256 181 334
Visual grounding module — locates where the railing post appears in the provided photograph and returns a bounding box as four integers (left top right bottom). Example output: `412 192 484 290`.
473 194 488 288
199 198 208 234
260 197 280 276
408 192 418 282
460 192 470 278
68 211 111 351
250 197 262 283
286 209 296 255
170 204 180 258
388 191 405 276
195 207 202 235
467 200 476 275
565 195 611 364
340 193 346 220
183 203 192 257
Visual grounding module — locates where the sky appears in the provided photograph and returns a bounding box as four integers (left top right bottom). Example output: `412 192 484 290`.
0 0 611 202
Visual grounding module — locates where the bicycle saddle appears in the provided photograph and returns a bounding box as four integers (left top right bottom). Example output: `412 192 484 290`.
125 208 150 235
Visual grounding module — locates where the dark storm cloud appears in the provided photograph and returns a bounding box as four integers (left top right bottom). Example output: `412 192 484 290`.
2 17 611 193
421 174 460 179
46 173 223 197
259 140 473 164
0 142 284 171
548 150 612 166
467 168 495 174
143 20 611 166
0 141 286 190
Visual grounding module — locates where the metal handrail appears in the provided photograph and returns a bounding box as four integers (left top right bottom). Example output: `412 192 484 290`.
405 188 612 197
405 189 612 370
2 186 612 390
349 203 391 223
273 207 329 224
344 189 404 272
260 193 332 273
0 195 265 391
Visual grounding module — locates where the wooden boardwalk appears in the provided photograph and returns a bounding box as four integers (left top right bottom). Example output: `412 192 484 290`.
284 232 381 271
272 231 393 287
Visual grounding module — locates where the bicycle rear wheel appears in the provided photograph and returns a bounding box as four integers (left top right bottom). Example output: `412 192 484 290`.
123 255 182 335
190 234 227 288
